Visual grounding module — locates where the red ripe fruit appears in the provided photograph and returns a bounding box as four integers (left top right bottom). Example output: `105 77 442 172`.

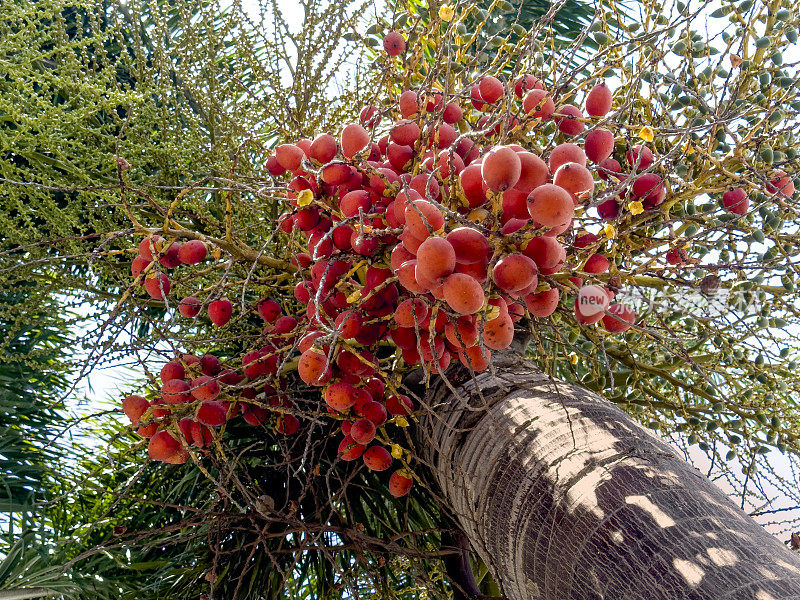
383 31 406 55
514 74 543 98
144 273 170 300
162 378 191 404
310 133 337 163
339 436 366 461
549 143 587 172
341 123 370 158
131 255 150 281
574 232 599 248
158 243 181 268
470 85 487 110
527 184 575 228
437 149 465 179
197 400 227 427
298 348 332 386
258 299 282 323
523 236 565 270
443 273 485 315
555 105 585 136
340 189 372 217
359 105 380 128
585 82 613 117
363 446 392 471
722 188 749 215
524 288 560 317
522 89 555 120
178 240 207 265
350 418 377 445
492 254 538 293
626 145 654 170
584 129 615 163
459 344 491 372
483 312 515 351
386 394 414 416
200 354 221 376
482 146 522 192
603 303 636 333
325 381 357 412
389 471 413 497
138 235 164 261
478 76 504 104
394 298 429 327
148 431 187 464
767 171 795 199
405 199 444 238
598 158 622 181
443 102 463 124
399 90 419 118
190 375 220 401
321 163 355 185
447 227 490 264
265 155 286 176
277 414 300 435
416 237 456 282
666 247 688 265
122 395 149 425
459 164 488 208
160 361 185 383
514 152 549 194
632 173 663 202
208 299 233 327
553 162 595 201
584 253 610 274
275 144 305 171
576 285 610 317
390 120 420 146
387 143 414 172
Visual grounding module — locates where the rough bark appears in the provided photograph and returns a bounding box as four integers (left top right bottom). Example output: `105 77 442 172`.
421 354 800 600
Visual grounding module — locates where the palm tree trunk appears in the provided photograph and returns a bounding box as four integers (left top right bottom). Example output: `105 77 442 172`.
422 354 800 600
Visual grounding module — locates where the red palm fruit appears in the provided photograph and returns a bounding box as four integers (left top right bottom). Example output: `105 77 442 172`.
410 173 440 199
383 31 406 55
386 394 414 416
190 421 213 448
158 243 181 268
390 244 415 272
445 317 479 348
597 199 621 220
390 120 420 146
387 143 414 171
666 248 688 265
293 207 319 232
241 403 269 426
527 184 575 228
258 299 282 322
138 235 164 260
122 395 149 425
405 199 444 238
390 327 417 350
556 105 585 135
341 123 370 158
275 144 305 171
389 471 413 497
274 316 297 335
298 348 332 386
437 149 465 178
454 258 489 283
325 381 357 412
442 273 485 315
443 101 463 124
351 387 374 415
481 146 521 192
359 105 380 127
162 379 191 404
549 143 587 172
160 361 185 383
514 152 549 194
584 253 611 274
350 229 380 256
332 223 354 250
585 82 613 117
296 138 312 157
363 446 392 471
178 417 194 443
131 255 150 281
144 273 170 300
574 232 599 248
500 189 529 221
767 171 795 198
478 76 504 103
598 156 622 179
577 284 610 317
396 260 425 293
492 254 538 292
722 188 749 215
208 299 233 327
242 351 265 379
603 303 636 333
277 414 300 435
394 188 422 222
339 189 371 217
525 288 560 317
190 376 220 401
436 123 457 148
151 397 171 418
459 344 491 372
416 237 456 282
265 155 286 176
553 162 595 201
522 89 555 120
394 298 429 327
350 418 377 445
470 85 487 110
632 173 663 201
626 145 654 170
339 436 366 461
584 128 615 163
523 236 565 270
483 312 515 350
459 163 488 208
148 431 186 464
197 400 227 426
200 354 221 376
447 227 490 264
334 310 363 339
399 90 419 118
294 282 310 304
514 74 543 97
310 133 337 163
136 422 158 438
178 240 207 265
